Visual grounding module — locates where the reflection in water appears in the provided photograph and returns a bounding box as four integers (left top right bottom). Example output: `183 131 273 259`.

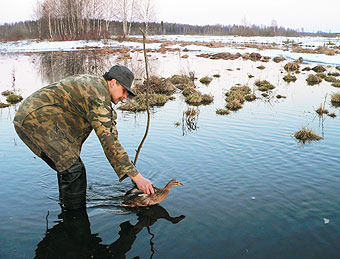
35 205 185 259
35 51 112 84
34 51 161 85
182 107 200 136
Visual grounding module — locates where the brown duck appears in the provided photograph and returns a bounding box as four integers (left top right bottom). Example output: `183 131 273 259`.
122 179 184 207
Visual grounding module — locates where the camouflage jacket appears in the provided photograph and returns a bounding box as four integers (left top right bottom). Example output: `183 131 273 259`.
13 74 138 181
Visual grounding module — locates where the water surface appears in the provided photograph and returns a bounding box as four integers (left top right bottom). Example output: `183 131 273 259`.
0 48 340 258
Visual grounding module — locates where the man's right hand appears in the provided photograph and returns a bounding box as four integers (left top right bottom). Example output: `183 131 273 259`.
128 173 154 195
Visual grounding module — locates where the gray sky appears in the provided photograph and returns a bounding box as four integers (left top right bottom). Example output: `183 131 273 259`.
1 0 339 33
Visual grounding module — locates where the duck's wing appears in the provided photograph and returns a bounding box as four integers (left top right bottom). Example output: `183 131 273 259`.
122 193 150 207
124 186 143 196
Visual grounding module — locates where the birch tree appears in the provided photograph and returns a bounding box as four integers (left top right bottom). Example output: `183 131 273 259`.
136 0 158 35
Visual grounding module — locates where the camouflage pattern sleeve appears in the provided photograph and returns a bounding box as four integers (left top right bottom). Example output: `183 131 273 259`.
86 95 139 182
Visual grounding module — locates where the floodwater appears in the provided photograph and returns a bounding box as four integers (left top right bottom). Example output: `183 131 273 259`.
1 48 340 259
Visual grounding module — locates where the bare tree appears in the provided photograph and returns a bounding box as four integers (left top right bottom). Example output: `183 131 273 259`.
114 0 137 38
136 0 158 35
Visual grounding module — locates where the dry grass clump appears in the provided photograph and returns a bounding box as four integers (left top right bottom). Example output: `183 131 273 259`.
294 127 323 143
0 102 10 108
328 72 340 77
283 74 297 82
201 94 214 104
199 76 213 85
336 66 340 71
325 76 337 83
185 93 203 105
133 75 176 95
119 93 169 112
119 102 147 112
1 90 14 96
331 80 340 88
230 85 251 94
284 62 300 72
170 74 191 86
315 46 335 56
315 105 329 115
328 113 337 118
315 73 326 79
256 65 265 70
306 74 322 85
213 74 221 78
216 108 230 115
331 92 340 107
312 65 326 73
182 86 198 97
225 90 246 103
226 99 243 110
245 94 256 101
255 80 275 91
6 93 23 104
302 67 311 71
136 93 169 106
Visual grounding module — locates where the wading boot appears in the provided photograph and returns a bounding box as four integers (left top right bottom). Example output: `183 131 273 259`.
57 158 87 210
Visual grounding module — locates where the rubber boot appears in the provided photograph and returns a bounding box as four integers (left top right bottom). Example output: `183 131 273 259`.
57 158 87 210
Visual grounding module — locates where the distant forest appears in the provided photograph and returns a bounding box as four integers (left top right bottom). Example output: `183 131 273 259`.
0 20 337 41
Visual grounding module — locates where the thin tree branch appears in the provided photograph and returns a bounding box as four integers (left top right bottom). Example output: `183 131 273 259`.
133 28 150 166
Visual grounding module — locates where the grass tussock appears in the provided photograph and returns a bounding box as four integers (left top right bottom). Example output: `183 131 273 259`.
336 66 340 71
312 65 326 73
213 74 221 78
284 62 300 72
1 90 14 96
331 80 340 88
256 65 265 70
182 86 197 97
226 99 243 110
331 92 340 107
306 74 322 85
119 93 169 112
294 127 323 143
255 80 275 91
283 74 297 82
315 105 329 115
6 93 23 104
185 93 202 105
328 72 340 77
133 75 176 95
245 94 256 101
0 102 10 108
199 76 213 85
325 76 337 83
216 108 230 115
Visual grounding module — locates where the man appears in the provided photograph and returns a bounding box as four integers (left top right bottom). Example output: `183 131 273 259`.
13 65 154 210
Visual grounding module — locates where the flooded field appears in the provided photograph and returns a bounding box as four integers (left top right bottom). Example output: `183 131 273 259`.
1 39 340 258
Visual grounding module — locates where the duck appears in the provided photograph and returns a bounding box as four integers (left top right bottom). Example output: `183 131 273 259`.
122 179 184 207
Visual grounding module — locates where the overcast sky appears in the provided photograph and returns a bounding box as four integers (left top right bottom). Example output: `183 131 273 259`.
1 0 339 33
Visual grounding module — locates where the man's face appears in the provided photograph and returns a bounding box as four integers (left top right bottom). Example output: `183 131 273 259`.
109 80 128 104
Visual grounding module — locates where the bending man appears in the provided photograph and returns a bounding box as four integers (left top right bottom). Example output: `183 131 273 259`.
13 65 154 210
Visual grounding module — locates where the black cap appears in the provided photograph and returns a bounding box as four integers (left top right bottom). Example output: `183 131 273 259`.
106 65 136 96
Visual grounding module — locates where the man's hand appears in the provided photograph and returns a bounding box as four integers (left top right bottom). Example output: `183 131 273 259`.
128 173 154 195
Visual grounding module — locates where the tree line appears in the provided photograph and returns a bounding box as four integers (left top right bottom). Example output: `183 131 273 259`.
0 0 337 41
